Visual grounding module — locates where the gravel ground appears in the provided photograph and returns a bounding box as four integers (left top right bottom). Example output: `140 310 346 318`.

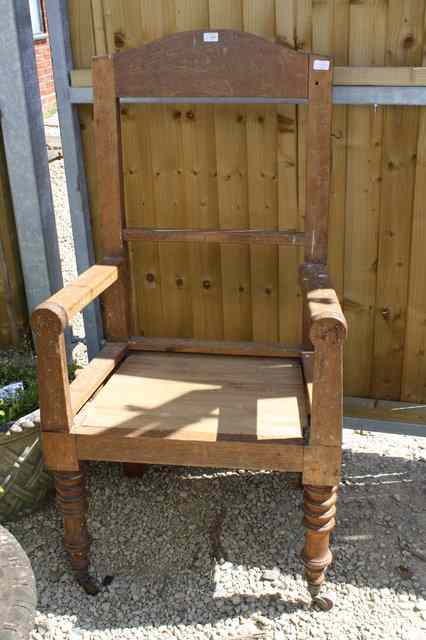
10 159 425 639
49 159 87 366
7 429 426 640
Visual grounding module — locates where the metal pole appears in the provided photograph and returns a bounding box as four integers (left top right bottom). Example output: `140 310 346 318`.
0 0 63 312
45 0 103 359
69 86 426 107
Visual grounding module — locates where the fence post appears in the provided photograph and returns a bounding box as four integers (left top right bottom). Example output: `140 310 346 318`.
0 0 62 313
45 0 103 359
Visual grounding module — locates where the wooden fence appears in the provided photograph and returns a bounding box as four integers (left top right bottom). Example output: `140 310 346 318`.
0 134 27 347
67 0 426 404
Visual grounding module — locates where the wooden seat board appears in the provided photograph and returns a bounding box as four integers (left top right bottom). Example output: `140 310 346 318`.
73 353 306 443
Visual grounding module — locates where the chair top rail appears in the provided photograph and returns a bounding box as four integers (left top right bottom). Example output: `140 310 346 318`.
108 29 310 100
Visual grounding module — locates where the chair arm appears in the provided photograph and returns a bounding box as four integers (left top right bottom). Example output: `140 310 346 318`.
299 263 347 344
31 260 122 334
31 260 124 433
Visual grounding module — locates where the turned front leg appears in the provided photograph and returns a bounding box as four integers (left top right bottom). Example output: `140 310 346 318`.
302 485 337 608
55 468 99 595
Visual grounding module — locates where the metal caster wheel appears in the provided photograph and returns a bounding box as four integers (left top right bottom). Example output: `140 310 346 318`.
312 592 336 611
76 572 101 595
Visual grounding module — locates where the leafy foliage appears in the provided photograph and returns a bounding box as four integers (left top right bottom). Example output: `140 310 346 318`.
0 347 78 427
0 356 38 427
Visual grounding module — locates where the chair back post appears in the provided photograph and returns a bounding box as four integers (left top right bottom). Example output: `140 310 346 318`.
93 55 130 341
303 54 333 345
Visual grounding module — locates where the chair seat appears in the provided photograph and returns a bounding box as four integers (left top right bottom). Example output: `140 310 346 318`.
73 353 307 444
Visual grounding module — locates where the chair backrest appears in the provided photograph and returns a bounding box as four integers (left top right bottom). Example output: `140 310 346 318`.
92 29 333 343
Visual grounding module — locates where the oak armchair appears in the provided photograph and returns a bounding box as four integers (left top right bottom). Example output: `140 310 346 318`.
32 29 347 609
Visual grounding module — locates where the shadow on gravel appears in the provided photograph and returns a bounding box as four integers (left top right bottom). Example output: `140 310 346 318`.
8 447 426 634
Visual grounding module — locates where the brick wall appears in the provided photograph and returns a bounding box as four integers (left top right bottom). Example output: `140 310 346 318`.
33 0 56 115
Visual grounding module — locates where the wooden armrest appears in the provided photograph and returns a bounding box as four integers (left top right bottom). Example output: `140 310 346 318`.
31 260 122 333
299 263 347 343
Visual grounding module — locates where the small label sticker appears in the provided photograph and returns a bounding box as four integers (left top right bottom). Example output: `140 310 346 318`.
313 59 330 71
203 32 219 43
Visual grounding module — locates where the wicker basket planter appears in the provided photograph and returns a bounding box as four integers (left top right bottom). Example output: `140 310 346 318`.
0 411 53 522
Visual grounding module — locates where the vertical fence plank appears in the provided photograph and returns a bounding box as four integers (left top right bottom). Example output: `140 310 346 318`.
342 0 386 397
243 1 279 343
372 0 424 399
295 1 313 231
402 109 426 402
129 1 165 337
177 1 224 340
91 0 107 55
275 0 302 345
0 137 27 346
209 0 251 341
327 1 350 300
402 8 426 404
68 0 96 67
145 1 194 338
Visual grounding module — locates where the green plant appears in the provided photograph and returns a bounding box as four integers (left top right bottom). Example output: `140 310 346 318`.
0 358 38 427
0 347 78 427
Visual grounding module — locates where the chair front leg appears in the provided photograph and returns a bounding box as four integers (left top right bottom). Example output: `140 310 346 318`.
302 484 338 610
54 467 99 595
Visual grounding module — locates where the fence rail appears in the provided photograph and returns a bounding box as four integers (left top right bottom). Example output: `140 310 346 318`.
45 0 426 406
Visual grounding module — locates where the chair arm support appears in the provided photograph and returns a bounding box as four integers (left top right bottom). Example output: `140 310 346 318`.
299 263 347 344
300 264 346 448
31 259 123 433
31 259 123 334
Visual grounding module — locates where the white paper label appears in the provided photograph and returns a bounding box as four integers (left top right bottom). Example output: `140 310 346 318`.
203 32 219 43
313 59 330 71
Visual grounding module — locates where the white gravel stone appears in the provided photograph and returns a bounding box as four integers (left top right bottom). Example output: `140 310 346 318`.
9 425 424 640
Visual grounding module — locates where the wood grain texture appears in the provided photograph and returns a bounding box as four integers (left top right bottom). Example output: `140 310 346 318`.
344 396 426 425
301 350 314 413
74 352 307 442
209 0 251 342
31 304 73 433
0 136 27 346
322 1 350 302
67 1 426 404
343 0 386 397
176 0 223 341
69 0 96 68
93 55 130 340
35 263 120 323
402 15 426 402
334 65 426 86
276 1 303 346
128 336 301 357
70 342 127 414
76 433 304 471
113 29 308 98
54 469 98 594
302 485 338 600
303 446 341 486
372 0 424 400
309 328 344 448
70 65 426 89
42 432 79 472
124 228 304 245
243 2 279 344
304 54 333 264
299 263 347 338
